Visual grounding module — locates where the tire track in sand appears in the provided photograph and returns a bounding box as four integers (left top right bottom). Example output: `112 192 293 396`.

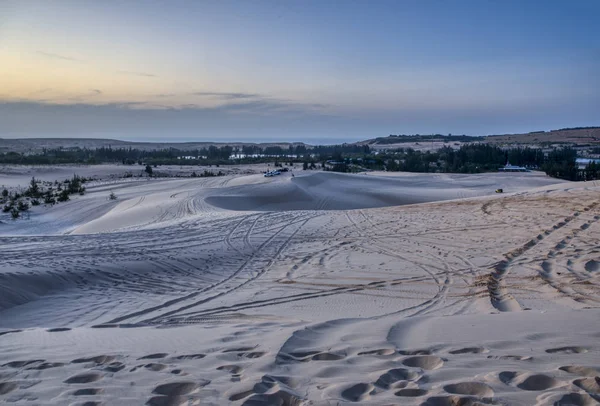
105 214 305 325
141 214 319 324
488 201 598 312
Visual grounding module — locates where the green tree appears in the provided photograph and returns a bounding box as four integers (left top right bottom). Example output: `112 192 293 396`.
17 200 29 211
27 177 40 197
57 189 70 202
44 191 56 205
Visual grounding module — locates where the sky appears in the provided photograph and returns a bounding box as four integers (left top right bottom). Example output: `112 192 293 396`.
0 0 598 143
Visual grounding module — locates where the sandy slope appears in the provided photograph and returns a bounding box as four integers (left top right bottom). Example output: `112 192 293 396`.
0 169 599 405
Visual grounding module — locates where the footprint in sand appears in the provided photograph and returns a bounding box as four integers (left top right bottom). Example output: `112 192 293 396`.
28 362 65 370
280 350 319 362
138 353 169 360
311 352 345 361
546 346 587 354
398 349 433 356
91 323 118 329
151 381 209 396
420 395 474 406
554 392 597 406
499 371 518 385
3 360 44 368
449 347 488 355
217 364 243 374
146 395 191 406
357 348 395 356
500 372 561 391
230 375 300 404
229 389 254 402
374 368 421 389
584 260 599 273
72 355 115 365
340 383 374 402
443 382 494 397
104 362 126 373
241 351 266 359
559 366 600 377
487 355 532 361
73 388 104 396
402 355 444 370
172 353 205 360
251 374 297 394
144 363 168 372
217 364 243 381
240 390 303 406
395 388 428 397
0 382 18 395
64 372 103 384
573 377 600 395
279 350 344 363
222 346 256 353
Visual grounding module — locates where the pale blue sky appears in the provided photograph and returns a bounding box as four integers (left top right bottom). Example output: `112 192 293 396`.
0 0 598 142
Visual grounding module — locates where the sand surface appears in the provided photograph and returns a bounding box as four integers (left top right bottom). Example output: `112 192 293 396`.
0 168 599 405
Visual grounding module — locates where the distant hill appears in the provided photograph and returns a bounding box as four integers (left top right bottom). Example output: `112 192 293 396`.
360 134 483 145
360 127 600 149
1 126 598 154
0 138 308 154
484 127 600 145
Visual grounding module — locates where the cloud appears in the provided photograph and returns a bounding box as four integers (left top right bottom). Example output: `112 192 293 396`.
191 91 261 100
0 100 344 141
36 51 80 62
116 70 157 78
188 91 328 115
1 97 599 142
65 89 104 102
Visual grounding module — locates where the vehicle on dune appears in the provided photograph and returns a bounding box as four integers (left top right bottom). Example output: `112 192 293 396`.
264 170 282 177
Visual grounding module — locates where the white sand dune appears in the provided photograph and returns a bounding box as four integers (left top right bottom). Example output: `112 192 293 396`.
206 171 567 211
0 169 599 405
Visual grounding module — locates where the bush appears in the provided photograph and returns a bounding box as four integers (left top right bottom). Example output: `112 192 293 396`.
44 191 56 205
31 199 41 206
26 177 41 198
2 203 12 213
109 191 117 200
66 174 83 194
57 189 70 202
17 200 29 211
10 207 19 219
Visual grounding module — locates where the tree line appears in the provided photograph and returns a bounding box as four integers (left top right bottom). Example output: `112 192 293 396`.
1 175 87 219
0 144 370 166
327 144 598 181
1 143 598 182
